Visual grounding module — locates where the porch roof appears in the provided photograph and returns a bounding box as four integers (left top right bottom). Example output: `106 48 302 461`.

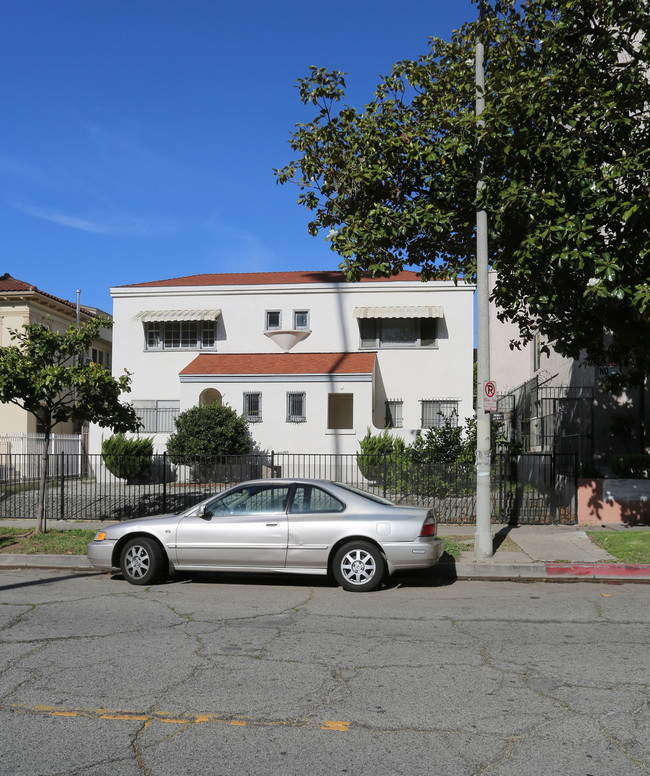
179 352 376 377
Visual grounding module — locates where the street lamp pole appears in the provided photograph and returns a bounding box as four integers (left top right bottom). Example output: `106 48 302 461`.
475 4 493 558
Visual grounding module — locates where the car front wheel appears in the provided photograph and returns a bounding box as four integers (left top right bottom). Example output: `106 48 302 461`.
120 537 164 585
333 541 385 592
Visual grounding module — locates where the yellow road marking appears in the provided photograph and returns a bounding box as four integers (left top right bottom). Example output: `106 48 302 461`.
322 720 350 731
6 704 351 732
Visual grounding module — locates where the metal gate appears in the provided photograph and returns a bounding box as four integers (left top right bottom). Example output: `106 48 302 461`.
494 451 578 525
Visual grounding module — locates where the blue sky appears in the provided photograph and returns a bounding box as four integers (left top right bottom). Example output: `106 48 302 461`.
1 0 476 313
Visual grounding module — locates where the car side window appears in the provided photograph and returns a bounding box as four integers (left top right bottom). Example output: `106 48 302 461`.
205 485 290 517
289 485 345 514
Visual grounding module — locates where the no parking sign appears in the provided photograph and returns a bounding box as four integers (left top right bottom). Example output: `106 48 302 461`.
483 380 497 411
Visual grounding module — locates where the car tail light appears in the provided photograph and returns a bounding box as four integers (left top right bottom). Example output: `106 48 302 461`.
420 515 436 536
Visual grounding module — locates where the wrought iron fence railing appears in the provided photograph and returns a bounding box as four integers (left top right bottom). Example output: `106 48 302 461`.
0 450 577 525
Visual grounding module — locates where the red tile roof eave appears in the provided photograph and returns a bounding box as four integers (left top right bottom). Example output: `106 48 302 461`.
114 269 449 290
179 352 376 377
0 275 97 318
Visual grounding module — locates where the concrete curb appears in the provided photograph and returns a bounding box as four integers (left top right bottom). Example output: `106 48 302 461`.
544 562 650 580
435 561 650 581
0 554 649 581
0 554 94 570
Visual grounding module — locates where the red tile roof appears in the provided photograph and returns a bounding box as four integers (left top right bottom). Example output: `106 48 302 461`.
118 270 424 289
180 352 376 376
0 273 96 317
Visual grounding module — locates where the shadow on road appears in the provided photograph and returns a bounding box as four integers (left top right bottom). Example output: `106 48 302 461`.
0 570 105 592
107 553 460 593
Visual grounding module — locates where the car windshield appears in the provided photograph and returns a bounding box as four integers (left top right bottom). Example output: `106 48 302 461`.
333 483 396 507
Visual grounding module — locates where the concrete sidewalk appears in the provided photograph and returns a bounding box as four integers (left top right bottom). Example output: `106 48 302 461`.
1 519 649 581
436 523 650 581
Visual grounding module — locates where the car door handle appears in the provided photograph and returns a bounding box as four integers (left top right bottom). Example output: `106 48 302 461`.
266 522 278 527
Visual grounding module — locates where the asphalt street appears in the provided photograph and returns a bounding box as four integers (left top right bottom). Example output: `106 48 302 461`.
0 568 648 776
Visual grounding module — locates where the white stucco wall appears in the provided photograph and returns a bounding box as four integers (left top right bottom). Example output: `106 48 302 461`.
92 276 475 455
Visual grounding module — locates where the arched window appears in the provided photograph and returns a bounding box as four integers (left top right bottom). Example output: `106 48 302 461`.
199 389 222 406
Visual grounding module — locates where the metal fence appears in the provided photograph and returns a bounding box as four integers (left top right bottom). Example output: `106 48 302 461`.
0 450 577 525
0 434 84 481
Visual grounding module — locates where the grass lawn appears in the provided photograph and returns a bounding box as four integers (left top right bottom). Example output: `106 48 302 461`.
0 527 97 555
588 531 650 564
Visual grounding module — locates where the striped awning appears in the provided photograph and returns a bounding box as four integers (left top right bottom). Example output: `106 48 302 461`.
353 305 443 319
133 309 221 323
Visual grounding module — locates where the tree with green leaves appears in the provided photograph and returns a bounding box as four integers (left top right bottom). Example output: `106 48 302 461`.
276 0 650 385
0 319 140 533
166 403 252 479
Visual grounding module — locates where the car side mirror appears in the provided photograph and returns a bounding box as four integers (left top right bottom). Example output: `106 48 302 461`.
197 504 209 519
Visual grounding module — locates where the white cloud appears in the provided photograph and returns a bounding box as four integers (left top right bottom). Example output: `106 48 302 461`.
8 202 176 236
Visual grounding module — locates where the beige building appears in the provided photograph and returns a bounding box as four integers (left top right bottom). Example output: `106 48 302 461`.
0 273 112 436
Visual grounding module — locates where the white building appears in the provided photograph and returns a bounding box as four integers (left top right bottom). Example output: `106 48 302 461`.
98 270 475 455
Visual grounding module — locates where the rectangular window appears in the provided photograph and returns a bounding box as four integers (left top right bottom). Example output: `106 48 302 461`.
146 322 161 349
328 393 353 429
91 348 109 366
133 400 180 433
266 310 281 330
202 320 215 348
243 392 262 423
293 310 309 330
143 321 216 351
359 318 437 349
286 392 306 423
385 400 403 428
421 400 459 429
359 319 377 348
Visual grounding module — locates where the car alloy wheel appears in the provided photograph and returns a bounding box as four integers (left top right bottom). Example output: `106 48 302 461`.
333 541 385 592
119 537 164 586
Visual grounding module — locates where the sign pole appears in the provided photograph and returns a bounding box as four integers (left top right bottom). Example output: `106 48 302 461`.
475 5 493 559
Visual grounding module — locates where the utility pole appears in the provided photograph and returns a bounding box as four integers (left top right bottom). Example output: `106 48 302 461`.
475 4 493 558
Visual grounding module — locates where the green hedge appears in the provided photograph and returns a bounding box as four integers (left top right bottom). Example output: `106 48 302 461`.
102 434 154 483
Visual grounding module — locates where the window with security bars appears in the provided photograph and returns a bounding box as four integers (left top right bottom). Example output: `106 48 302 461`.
286 392 306 422
144 320 215 351
132 400 180 432
243 392 262 422
385 400 403 428
421 400 459 429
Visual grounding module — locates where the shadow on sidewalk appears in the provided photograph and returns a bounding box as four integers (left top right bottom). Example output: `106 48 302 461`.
493 525 515 552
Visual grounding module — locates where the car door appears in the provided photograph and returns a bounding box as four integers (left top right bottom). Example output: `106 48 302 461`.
285 484 346 570
175 484 290 568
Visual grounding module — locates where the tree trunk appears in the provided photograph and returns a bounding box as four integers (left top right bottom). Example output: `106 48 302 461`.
34 428 52 535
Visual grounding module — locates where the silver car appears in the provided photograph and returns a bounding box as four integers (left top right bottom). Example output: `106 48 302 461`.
87 479 444 592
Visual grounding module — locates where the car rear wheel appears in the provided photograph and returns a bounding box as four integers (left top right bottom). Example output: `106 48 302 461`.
333 541 385 592
120 537 164 586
